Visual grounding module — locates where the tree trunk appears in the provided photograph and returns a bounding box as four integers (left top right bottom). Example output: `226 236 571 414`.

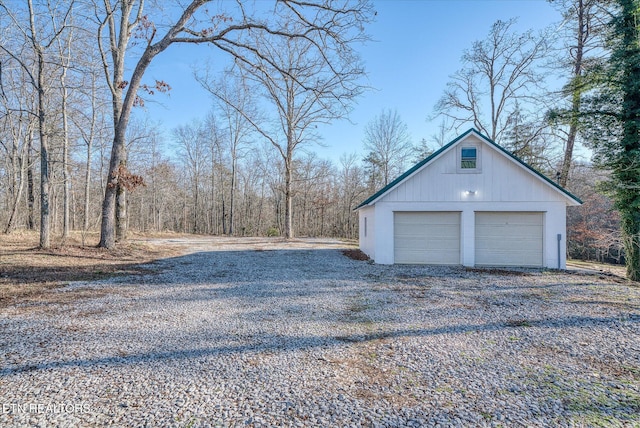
99 125 127 248
560 93 580 188
27 133 35 231
193 175 198 234
5 154 26 234
284 154 293 239
229 154 236 235
83 132 93 244
559 0 586 188
36 51 50 249
116 184 127 241
214 155 218 235
221 197 227 235
98 0 201 247
38 128 50 248
99 184 116 248
61 81 71 241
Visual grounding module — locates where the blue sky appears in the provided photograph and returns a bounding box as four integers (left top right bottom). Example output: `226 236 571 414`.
140 0 563 163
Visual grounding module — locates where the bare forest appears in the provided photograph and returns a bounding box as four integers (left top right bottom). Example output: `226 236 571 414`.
0 0 628 265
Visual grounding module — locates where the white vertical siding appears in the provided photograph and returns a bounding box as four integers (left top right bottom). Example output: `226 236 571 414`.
379 139 568 205
358 206 375 260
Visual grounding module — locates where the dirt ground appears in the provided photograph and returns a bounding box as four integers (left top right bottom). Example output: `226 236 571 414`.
0 232 360 307
0 231 180 308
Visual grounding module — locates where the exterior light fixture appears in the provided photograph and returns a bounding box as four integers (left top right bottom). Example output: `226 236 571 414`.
466 190 476 195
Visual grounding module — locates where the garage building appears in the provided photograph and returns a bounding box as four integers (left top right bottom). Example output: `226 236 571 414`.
356 129 582 269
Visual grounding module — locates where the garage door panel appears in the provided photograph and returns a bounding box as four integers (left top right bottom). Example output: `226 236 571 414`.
394 212 460 265
475 212 543 267
395 224 459 238
477 251 538 266
397 249 460 264
396 236 459 251
479 214 541 225
397 212 459 225
476 224 542 235
475 234 542 247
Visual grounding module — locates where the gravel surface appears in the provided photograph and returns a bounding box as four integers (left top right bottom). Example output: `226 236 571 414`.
1 237 639 427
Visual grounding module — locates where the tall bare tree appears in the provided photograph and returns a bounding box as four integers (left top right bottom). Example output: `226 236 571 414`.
173 120 209 233
362 109 413 189
0 49 38 234
434 18 549 143
201 14 369 237
55 20 75 241
95 0 372 247
0 0 74 248
335 152 366 238
201 71 256 235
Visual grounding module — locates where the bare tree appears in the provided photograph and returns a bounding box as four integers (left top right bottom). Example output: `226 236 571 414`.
336 152 366 238
567 163 622 263
502 102 556 174
94 0 371 247
69 52 110 245
430 118 451 148
198 9 370 238
434 18 548 143
0 0 74 248
173 120 210 234
362 109 413 189
203 71 256 235
202 111 224 235
0 48 38 234
55 20 75 241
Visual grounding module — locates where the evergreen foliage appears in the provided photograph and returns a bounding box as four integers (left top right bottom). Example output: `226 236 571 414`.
586 0 640 279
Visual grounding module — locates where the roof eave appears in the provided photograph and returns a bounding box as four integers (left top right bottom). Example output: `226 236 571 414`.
353 129 476 211
354 128 583 210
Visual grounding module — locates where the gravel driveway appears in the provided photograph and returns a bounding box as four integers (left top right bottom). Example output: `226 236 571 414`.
1 237 639 427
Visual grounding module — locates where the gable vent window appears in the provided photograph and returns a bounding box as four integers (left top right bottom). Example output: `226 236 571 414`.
461 147 477 169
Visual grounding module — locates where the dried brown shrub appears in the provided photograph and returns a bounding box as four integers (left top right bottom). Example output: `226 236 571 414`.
342 249 370 261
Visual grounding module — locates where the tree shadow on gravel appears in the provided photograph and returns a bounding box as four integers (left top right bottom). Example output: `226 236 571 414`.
3 246 638 425
140 249 373 282
2 314 637 377
120 249 633 308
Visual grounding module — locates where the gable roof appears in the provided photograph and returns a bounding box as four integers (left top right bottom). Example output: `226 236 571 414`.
355 128 583 210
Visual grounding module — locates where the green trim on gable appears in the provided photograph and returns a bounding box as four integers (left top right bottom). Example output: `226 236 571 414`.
354 128 582 210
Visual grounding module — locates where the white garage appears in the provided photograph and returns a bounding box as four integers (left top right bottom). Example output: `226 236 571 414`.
356 129 582 269
394 212 460 264
475 212 543 267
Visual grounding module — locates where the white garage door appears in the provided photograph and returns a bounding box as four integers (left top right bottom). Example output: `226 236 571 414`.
394 212 460 264
475 212 543 267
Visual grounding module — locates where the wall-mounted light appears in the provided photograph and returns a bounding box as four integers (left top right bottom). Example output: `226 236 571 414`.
466 190 476 195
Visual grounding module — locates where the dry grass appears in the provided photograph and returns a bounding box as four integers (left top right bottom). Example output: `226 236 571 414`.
0 230 179 308
567 259 627 279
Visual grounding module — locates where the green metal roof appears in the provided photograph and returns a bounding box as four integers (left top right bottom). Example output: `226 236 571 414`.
354 128 583 210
